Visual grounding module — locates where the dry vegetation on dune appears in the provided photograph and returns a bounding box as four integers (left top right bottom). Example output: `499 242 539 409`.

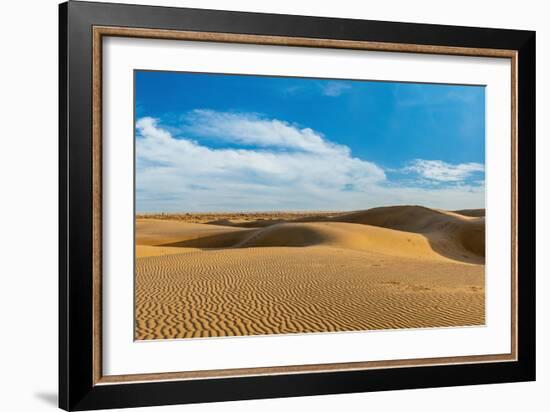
135 206 486 340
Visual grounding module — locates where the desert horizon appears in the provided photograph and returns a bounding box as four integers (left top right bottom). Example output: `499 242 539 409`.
135 205 485 340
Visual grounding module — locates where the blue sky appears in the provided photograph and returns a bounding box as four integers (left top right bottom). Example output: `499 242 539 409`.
135 70 485 212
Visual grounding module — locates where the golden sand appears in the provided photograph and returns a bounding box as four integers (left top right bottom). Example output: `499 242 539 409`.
135 206 485 340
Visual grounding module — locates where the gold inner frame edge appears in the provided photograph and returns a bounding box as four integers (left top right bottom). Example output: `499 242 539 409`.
91 26 518 385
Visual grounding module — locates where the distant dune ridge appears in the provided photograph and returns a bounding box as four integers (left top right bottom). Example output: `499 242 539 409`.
135 205 485 340
138 206 485 263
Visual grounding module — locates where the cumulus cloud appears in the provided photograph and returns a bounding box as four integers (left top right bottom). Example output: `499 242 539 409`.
401 159 484 182
136 114 484 212
136 115 386 211
182 110 348 155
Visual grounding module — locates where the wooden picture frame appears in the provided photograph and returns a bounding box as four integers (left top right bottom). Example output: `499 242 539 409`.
59 1 536 410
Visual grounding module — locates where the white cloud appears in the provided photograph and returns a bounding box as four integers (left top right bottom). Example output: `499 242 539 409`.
136 114 484 212
136 115 386 211
402 159 484 182
182 110 348 155
320 81 351 97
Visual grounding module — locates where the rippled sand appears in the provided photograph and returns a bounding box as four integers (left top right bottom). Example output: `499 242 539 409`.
135 206 485 340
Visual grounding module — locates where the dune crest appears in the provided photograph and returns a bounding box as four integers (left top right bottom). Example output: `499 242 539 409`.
136 219 254 248
453 209 485 218
326 206 485 263
138 206 485 264
236 222 443 261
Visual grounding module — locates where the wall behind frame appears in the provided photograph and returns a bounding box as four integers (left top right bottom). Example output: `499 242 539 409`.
0 0 546 411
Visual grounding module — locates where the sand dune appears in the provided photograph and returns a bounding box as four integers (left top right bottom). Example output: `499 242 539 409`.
136 220 254 255
326 206 485 263
135 206 485 339
136 245 201 258
236 222 444 260
136 247 484 339
138 206 485 263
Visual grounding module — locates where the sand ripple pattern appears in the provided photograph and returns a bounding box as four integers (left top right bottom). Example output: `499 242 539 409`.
135 247 484 340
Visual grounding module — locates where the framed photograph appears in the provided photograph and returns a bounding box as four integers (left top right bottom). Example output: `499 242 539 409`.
59 1 536 410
